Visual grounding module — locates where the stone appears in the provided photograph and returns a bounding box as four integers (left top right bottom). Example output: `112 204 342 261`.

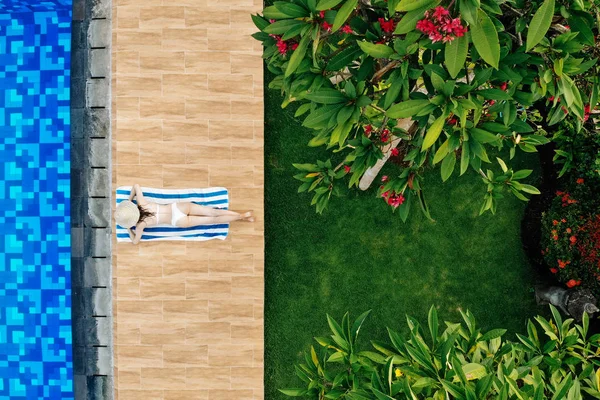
71 196 86 228
87 197 111 228
73 375 87 400
89 48 110 78
72 0 85 21
86 79 109 108
84 257 111 287
85 316 112 346
71 78 86 109
71 21 86 50
71 108 85 139
71 169 85 198
88 19 111 48
92 287 111 317
71 138 85 169
87 168 109 198
90 0 111 19
85 108 110 138
88 138 110 168
86 346 112 376
71 48 85 80
85 228 111 258
72 227 85 258
87 376 113 400
71 258 85 289
73 346 86 375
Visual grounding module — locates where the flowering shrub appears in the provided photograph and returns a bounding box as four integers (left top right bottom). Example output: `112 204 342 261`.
282 307 600 399
253 0 599 218
542 173 600 293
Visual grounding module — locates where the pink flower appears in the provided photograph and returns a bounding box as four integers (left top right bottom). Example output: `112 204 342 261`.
290 43 298 51
319 11 325 18
322 21 332 32
341 24 353 34
387 193 405 208
344 165 351 173
378 18 396 33
276 39 288 54
381 175 388 183
432 6 450 22
416 19 437 35
391 148 399 157
381 190 390 198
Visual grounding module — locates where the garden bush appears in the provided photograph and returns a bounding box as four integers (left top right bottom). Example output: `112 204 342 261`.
282 307 600 399
541 131 600 293
253 0 599 219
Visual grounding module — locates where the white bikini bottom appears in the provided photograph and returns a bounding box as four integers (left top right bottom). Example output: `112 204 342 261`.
171 203 186 226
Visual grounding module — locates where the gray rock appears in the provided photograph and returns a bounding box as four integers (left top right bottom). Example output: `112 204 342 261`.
88 138 110 168
71 196 86 228
90 0 111 19
71 78 86 108
86 79 109 108
71 138 85 169
87 376 113 400
71 21 87 50
88 19 111 48
87 197 111 228
87 168 109 198
71 108 85 139
84 257 111 287
72 227 85 258
83 287 111 317
89 48 110 78
85 108 110 138
71 169 85 198
86 346 112 376
85 316 112 346
85 227 111 257
71 48 86 80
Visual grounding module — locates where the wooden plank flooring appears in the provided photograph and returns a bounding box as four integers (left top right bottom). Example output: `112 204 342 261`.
111 1 264 398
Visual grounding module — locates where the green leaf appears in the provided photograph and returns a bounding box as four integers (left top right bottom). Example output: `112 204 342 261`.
397 0 436 12
441 153 456 182
428 306 439 344
316 0 345 10
351 310 371 343
357 41 395 59
326 45 362 71
422 113 446 150
387 100 431 118
383 75 404 110
470 128 498 143
462 363 487 380
286 33 311 77
526 0 555 52
520 184 541 195
264 19 306 35
460 140 469 175
251 14 270 31
306 89 348 104
512 169 532 180
471 10 500 69
445 34 468 79
432 139 450 164
476 89 511 100
274 1 310 17
303 105 343 128
332 0 358 33
279 388 308 396
263 5 293 19
479 328 506 342
395 2 437 34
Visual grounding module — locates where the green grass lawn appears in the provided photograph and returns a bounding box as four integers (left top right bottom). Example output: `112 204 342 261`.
264 81 545 398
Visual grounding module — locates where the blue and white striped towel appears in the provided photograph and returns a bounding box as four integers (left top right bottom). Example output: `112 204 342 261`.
115 186 229 242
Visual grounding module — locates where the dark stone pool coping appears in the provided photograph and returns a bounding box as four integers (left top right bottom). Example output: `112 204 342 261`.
70 0 114 398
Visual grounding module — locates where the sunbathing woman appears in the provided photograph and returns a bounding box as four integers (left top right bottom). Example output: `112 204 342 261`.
114 184 253 244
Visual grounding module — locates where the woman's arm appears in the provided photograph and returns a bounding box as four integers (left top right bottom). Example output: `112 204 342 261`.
132 223 146 245
133 184 148 206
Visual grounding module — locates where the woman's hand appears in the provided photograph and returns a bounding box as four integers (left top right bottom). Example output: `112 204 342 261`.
128 185 136 201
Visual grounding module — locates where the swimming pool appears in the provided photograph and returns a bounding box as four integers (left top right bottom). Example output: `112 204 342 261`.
0 2 73 399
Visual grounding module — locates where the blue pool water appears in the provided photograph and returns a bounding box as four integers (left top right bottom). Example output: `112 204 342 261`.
0 2 73 399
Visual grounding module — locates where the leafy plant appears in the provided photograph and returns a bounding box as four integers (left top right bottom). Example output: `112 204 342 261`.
253 0 600 219
282 306 600 399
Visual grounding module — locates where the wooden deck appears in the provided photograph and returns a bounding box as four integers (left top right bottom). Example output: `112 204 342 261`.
112 0 264 398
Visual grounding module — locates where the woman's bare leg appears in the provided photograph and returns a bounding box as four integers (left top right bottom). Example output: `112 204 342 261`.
177 215 243 227
187 203 240 217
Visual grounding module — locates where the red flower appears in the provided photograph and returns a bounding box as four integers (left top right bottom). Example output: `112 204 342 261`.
416 19 437 35
448 117 458 125
566 279 578 288
364 125 373 136
550 268 558 274
319 11 325 18
381 128 390 143
577 178 584 184
378 18 396 33
566 228 572 234
322 21 332 32
499 82 508 91
344 165 351 174
276 38 288 54
553 220 559 226
391 148 399 157
381 175 388 183
290 43 298 51
548 96 555 101
561 219 567 223
432 6 450 21
570 236 577 244
488 100 496 106
558 260 567 269
387 193 405 208
584 104 591 122
564 25 570 30
341 24 353 34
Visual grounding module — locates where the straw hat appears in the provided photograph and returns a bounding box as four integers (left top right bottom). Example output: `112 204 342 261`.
114 200 140 227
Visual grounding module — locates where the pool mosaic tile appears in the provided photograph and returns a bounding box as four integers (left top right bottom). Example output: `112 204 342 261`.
0 6 73 400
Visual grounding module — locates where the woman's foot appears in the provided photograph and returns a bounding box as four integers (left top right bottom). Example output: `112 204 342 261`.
242 211 254 222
